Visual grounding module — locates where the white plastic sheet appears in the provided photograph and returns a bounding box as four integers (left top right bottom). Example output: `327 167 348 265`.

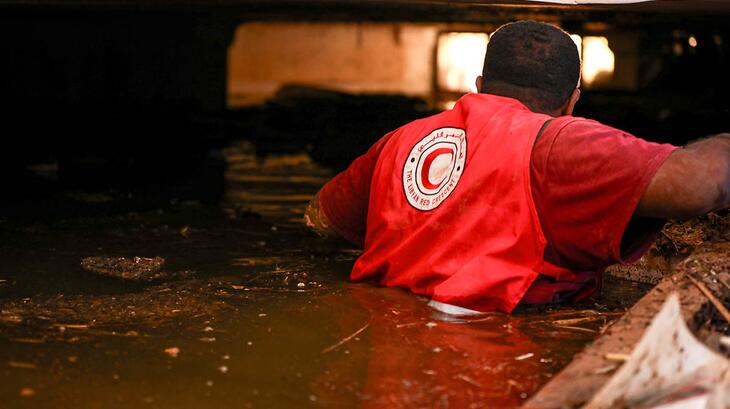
586 293 730 409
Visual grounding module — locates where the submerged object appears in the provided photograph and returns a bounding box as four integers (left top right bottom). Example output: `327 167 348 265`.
80 256 193 281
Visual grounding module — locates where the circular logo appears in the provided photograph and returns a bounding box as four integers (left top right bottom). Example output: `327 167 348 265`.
402 127 467 211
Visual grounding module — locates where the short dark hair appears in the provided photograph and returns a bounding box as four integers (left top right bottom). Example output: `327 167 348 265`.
481 21 580 113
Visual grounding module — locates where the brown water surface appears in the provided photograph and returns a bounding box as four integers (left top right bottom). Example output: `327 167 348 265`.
0 143 649 408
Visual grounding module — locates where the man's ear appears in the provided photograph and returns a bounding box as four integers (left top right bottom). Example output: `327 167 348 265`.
475 76 484 93
562 88 581 116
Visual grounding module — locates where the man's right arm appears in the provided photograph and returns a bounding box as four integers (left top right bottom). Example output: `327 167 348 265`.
304 129 399 247
636 133 730 220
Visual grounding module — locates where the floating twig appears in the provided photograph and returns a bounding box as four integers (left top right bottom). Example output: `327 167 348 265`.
8 361 36 369
455 374 483 387
321 321 370 354
605 353 630 362
552 316 606 326
687 274 730 324
515 353 534 361
9 338 44 344
52 323 89 330
594 364 618 374
719 278 730 293
554 325 598 333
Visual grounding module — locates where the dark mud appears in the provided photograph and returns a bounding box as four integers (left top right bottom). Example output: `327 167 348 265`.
0 142 649 408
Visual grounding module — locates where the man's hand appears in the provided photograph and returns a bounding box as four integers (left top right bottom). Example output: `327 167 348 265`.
637 133 730 220
304 191 341 239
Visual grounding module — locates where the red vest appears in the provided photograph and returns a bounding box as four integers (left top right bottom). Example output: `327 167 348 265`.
351 93 562 313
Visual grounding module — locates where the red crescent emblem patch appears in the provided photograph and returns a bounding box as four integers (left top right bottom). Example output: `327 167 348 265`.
420 148 454 190
402 127 467 211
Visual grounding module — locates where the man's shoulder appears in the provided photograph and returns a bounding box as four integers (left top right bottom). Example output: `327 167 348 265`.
534 114 676 172
536 115 638 154
547 116 622 137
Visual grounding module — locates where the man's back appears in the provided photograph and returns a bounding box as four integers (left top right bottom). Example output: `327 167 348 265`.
350 93 551 312
313 93 675 312
305 20 730 312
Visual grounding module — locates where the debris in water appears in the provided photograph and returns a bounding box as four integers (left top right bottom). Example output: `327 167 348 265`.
515 353 534 361
10 338 44 344
199 337 216 343
179 226 191 238
80 256 194 281
552 316 608 326
687 274 730 324
321 321 370 354
52 323 89 330
721 337 730 349
8 361 36 369
19 387 35 397
0 314 23 324
164 347 180 358
456 374 483 387
593 365 618 375
218 365 228 374
604 353 630 362
554 325 598 333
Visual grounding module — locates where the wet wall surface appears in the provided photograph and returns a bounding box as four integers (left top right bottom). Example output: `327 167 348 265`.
0 142 649 408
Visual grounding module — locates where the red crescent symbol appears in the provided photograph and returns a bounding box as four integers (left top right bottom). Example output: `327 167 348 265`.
420 147 453 190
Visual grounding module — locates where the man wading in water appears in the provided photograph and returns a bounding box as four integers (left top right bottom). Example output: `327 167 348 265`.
305 20 730 313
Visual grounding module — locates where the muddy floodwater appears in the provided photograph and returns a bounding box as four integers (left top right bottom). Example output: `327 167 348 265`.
0 143 649 408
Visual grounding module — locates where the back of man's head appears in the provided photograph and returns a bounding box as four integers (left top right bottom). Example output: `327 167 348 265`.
481 20 580 114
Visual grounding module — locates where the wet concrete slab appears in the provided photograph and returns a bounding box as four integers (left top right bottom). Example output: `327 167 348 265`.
0 142 649 408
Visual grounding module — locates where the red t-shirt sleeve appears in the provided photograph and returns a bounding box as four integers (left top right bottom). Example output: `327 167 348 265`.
530 118 678 271
318 130 398 246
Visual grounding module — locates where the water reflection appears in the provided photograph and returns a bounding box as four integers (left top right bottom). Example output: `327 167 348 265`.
310 283 614 408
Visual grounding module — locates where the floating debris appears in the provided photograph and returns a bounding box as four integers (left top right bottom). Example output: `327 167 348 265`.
52 323 89 330
456 374 483 388
321 322 370 354
164 347 180 358
8 361 36 369
515 353 534 361
604 353 630 362
80 256 194 281
687 274 730 324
